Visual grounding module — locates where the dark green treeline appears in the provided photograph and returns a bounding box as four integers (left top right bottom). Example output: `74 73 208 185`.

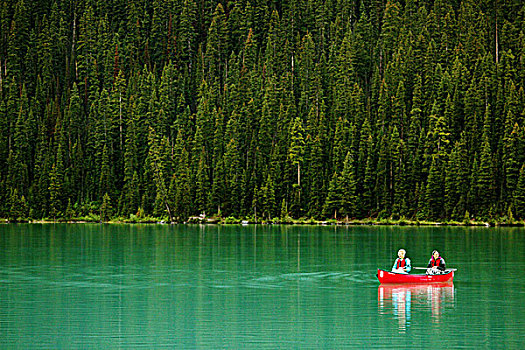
1 0 525 222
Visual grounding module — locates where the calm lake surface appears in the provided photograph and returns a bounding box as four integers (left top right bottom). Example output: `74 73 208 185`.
1 224 524 349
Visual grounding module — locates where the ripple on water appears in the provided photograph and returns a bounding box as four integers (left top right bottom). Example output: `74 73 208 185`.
242 270 378 290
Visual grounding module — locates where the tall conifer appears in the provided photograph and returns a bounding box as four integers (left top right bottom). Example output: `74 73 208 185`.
514 164 525 219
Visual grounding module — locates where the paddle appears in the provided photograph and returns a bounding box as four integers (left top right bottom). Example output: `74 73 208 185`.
413 267 457 272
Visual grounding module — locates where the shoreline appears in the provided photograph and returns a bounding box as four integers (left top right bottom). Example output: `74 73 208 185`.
3 217 524 227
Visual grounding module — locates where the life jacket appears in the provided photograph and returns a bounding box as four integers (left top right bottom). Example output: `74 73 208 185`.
430 256 442 267
396 258 407 269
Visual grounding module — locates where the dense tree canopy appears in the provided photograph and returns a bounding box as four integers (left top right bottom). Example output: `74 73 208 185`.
0 0 524 221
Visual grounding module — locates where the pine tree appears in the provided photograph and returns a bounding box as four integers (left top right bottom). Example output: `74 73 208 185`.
77 5 99 103
425 155 445 220
477 137 496 217
99 144 113 200
332 117 350 175
323 171 342 219
29 116 51 219
514 164 525 220
65 198 75 221
339 152 357 218
390 126 406 217
280 199 289 222
172 147 193 221
8 0 30 81
260 174 276 220
445 144 460 218
224 133 242 217
204 3 228 85
48 162 62 220
503 122 521 202
288 117 305 216
8 85 31 196
147 127 171 219
122 105 140 216
362 149 376 217
211 155 226 216
379 0 401 66
351 7 374 87
150 0 169 68
8 189 27 221
100 192 113 222
452 135 470 219
307 134 325 217
375 132 390 216
48 141 66 220
297 33 317 118
194 147 210 215
259 78 279 161
226 3 246 54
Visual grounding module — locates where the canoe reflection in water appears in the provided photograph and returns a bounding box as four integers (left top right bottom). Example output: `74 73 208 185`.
378 283 455 333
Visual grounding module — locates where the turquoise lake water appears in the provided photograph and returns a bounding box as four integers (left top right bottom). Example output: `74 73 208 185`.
0 224 524 349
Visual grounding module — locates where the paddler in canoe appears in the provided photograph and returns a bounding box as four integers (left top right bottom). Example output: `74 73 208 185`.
391 248 412 274
426 250 446 275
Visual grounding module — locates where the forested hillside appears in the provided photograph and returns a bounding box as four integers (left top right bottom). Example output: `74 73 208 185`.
1 0 525 222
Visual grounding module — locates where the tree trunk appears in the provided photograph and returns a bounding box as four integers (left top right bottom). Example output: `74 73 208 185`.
165 201 173 223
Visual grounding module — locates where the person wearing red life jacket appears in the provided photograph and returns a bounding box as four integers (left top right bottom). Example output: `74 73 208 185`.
392 249 411 274
426 250 446 275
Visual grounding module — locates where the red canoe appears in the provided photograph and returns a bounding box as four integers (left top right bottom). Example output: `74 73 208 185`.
377 268 454 284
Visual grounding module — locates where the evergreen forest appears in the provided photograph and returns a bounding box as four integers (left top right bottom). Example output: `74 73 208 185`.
1 0 525 223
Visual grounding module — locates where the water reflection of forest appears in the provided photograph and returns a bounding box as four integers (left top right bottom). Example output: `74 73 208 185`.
378 284 455 333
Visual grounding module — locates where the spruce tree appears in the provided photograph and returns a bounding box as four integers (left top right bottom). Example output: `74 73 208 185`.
172 147 193 221
375 133 390 216
339 152 357 219
362 150 376 217
477 137 496 216
514 164 525 220
194 148 210 215
425 155 445 220
224 135 242 217
65 198 75 221
100 192 113 222
8 0 30 81
307 134 325 217
211 155 226 215
8 189 25 221
445 145 460 218
260 174 276 220
48 162 62 220
204 4 228 85
503 123 521 201
323 171 342 219
99 144 113 200
288 117 305 216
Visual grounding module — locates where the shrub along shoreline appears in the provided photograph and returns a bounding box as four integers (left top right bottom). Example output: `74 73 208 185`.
4 216 524 227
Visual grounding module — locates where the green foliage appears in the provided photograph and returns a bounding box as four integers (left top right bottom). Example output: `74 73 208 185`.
0 1 523 223
339 152 358 218
65 199 75 221
100 193 113 222
8 189 27 221
515 164 525 220
323 171 342 219
425 155 445 219
48 150 64 220
288 117 305 180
